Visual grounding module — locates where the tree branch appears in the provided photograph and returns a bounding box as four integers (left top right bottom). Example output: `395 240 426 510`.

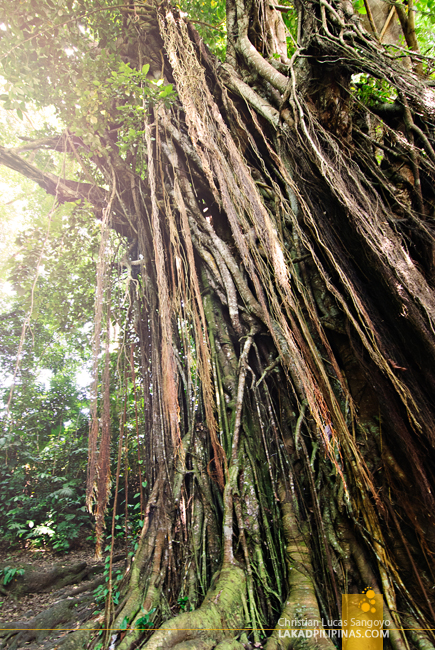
13 133 88 154
0 145 107 207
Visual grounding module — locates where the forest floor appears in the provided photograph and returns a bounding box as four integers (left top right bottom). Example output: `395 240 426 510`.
0 542 127 649
0 545 99 623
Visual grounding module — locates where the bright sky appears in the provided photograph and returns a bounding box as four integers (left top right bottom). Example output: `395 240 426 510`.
0 91 95 401
0 89 61 298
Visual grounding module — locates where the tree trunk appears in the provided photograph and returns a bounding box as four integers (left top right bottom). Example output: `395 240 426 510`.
1 0 435 649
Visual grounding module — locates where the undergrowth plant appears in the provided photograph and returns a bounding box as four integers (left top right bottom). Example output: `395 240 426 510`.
0 567 24 586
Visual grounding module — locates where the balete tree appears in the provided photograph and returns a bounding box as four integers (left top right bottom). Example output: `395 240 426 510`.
1 0 435 648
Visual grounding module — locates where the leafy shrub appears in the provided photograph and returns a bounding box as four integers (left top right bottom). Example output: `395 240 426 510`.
0 473 91 551
0 566 24 586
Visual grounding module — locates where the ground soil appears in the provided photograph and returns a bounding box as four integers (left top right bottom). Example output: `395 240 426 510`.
0 546 96 623
0 542 126 649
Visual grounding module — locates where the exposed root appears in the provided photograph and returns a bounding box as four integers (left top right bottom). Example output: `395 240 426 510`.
141 566 246 650
0 592 94 650
265 482 335 650
0 560 108 598
214 641 245 650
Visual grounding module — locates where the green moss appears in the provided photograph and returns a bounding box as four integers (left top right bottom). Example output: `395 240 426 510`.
142 566 246 650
